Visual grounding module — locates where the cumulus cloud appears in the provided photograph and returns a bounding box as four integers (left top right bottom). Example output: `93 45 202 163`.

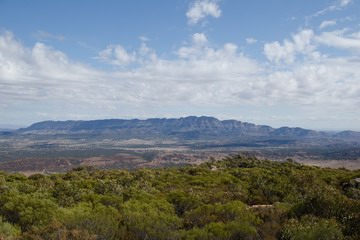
246 38 257 44
177 33 209 58
138 42 158 63
98 44 136 66
264 27 360 64
0 31 98 82
263 58 360 107
0 31 104 108
263 29 317 64
186 0 221 25
319 20 337 29
97 42 158 66
192 33 208 45
261 27 360 113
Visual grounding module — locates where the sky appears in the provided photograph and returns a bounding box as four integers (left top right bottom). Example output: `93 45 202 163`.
0 0 360 130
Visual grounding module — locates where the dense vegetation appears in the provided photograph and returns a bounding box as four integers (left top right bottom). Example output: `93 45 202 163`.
0 156 359 239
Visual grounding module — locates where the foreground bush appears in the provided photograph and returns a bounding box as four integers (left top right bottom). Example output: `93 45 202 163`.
0 156 358 239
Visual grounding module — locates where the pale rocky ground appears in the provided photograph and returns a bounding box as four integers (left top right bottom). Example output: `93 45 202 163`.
298 159 360 170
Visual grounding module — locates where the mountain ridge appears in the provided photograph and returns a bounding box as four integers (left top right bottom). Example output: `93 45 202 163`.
16 116 330 139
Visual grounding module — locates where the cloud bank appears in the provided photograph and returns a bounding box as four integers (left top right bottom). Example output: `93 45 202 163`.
1 29 360 124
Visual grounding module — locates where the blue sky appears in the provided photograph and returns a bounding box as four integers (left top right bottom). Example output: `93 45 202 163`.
0 0 360 130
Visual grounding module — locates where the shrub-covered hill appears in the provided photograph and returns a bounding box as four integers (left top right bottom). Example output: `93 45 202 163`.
0 156 359 240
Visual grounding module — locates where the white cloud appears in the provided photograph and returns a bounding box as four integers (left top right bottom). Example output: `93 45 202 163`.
340 0 352 7
263 58 360 106
261 28 360 112
0 31 98 82
178 33 206 58
138 36 150 42
34 30 65 41
351 31 360 39
177 33 208 58
319 20 337 29
138 42 157 63
0 31 260 108
264 28 360 64
1 31 360 128
97 42 158 66
316 30 360 52
98 44 136 66
192 33 208 45
246 38 257 44
308 0 352 19
186 0 221 25
263 29 316 64
0 31 102 105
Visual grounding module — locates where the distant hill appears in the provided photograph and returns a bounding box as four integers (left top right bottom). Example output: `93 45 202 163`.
334 130 360 139
17 116 328 139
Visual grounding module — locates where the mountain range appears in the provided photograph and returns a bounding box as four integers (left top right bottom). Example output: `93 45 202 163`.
14 116 360 140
